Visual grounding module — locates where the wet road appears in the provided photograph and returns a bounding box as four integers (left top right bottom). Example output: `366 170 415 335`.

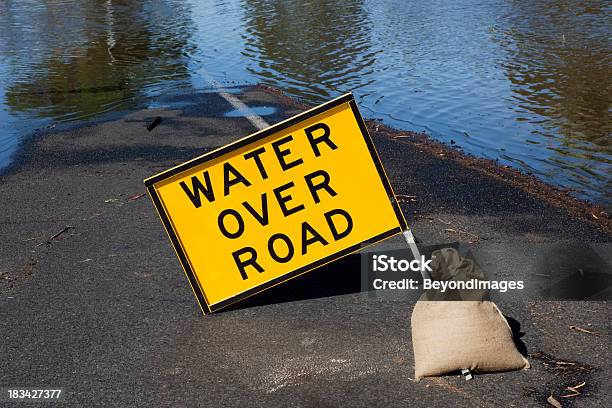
0 86 610 406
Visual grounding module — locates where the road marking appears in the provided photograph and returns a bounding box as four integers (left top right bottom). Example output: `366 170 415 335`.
201 71 270 130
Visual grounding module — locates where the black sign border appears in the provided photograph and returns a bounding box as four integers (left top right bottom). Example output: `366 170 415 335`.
145 93 408 314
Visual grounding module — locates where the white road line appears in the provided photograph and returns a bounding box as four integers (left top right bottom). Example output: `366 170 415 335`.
201 71 270 130
219 88 270 130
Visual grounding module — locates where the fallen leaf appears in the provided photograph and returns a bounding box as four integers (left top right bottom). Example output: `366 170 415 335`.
591 213 599 220
547 394 562 408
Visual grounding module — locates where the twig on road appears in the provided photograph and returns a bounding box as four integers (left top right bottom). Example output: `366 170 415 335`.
36 226 75 246
569 325 599 336
128 193 146 201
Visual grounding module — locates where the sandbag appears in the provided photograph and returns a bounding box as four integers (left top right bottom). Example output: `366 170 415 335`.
411 248 529 380
412 300 530 379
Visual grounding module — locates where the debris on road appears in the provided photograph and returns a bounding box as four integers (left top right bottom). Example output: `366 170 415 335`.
48 226 74 241
437 218 485 243
561 381 586 398
22 236 43 242
22 259 36 276
547 394 562 408
528 352 593 404
36 226 75 246
128 193 146 201
146 116 162 131
528 352 592 372
460 368 473 380
396 194 417 203
569 325 600 336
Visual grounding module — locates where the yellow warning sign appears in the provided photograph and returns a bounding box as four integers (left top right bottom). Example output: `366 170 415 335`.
145 93 407 313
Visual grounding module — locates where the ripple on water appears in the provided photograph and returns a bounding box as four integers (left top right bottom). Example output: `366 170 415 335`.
0 0 609 207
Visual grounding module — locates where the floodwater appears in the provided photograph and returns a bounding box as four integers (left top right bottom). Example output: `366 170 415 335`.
0 0 610 206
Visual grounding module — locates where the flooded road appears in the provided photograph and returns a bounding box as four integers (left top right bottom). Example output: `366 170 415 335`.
0 0 610 206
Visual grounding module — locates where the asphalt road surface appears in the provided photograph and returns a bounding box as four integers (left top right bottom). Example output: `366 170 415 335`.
1 86 610 407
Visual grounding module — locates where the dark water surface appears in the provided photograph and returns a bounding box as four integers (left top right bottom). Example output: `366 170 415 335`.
0 0 610 206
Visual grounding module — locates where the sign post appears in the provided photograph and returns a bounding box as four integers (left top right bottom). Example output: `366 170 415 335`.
145 93 409 313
